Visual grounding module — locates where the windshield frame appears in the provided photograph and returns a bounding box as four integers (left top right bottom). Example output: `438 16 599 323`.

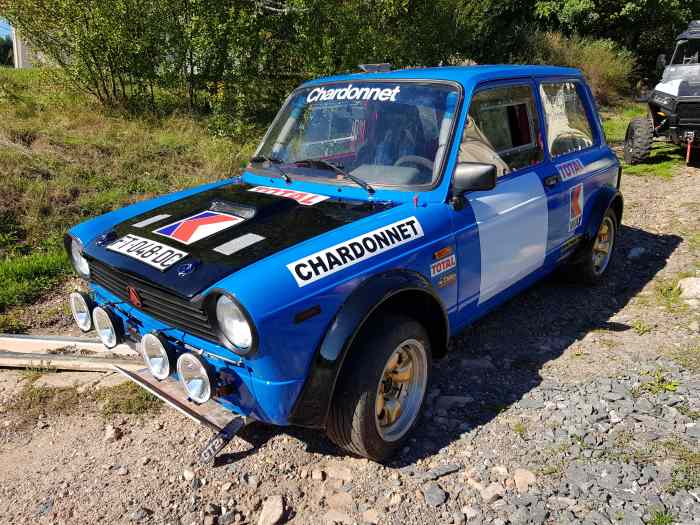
251 78 464 193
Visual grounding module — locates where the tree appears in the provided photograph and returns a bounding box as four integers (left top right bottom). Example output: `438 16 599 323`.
534 0 700 78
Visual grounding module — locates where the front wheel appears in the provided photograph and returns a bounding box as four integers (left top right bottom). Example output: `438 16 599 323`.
326 314 431 461
623 117 653 164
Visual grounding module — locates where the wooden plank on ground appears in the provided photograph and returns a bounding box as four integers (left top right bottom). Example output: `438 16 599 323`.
0 351 142 372
0 334 138 357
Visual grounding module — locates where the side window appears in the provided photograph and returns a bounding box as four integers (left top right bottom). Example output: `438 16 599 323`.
459 84 543 177
539 82 595 157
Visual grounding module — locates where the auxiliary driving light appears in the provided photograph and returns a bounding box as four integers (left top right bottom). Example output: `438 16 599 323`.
69 292 93 332
176 353 213 404
141 333 173 380
92 306 120 348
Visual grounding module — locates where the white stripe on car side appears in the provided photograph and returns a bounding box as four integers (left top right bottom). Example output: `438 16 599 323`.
468 172 548 305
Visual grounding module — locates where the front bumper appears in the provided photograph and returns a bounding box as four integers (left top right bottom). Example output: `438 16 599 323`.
650 95 700 140
89 283 306 426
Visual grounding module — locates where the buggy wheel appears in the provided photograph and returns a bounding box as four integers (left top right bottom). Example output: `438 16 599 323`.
326 314 431 461
623 117 653 164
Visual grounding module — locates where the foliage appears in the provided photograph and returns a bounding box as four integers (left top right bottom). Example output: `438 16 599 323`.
525 31 635 104
0 68 256 313
96 382 160 416
534 0 700 79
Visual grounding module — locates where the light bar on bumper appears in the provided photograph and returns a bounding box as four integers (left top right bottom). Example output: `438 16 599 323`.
69 291 93 332
92 306 122 348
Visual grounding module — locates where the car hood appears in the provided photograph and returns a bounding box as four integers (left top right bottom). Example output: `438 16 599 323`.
658 66 700 97
83 182 395 298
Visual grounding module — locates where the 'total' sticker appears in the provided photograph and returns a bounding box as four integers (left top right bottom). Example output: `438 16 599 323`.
248 186 329 206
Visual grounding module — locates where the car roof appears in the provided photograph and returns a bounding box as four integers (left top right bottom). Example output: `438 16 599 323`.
302 64 583 88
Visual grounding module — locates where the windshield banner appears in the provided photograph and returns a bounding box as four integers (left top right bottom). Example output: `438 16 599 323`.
306 84 401 104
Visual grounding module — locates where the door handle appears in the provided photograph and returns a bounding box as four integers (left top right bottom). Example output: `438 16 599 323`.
544 175 560 188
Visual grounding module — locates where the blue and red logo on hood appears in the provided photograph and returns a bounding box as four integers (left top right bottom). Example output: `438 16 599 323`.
154 211 244 245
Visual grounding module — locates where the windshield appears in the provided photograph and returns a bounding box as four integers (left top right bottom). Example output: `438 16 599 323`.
253 82 460 188
671 39 700 65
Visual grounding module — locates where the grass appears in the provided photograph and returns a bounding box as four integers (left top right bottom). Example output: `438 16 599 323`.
661 438 700 493
669 344 700 373
677 403 700 421
8 370 160 427
601 101 685 179
601 102 647 144
655 277 687 311
0 68 258 316
631 319 653 336
635 370 679 396
648 510 675 525
512 421 527 438
95 382 160 416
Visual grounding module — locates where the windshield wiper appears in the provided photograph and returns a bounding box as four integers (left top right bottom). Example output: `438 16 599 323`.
293 158 375 195
250 155 292 183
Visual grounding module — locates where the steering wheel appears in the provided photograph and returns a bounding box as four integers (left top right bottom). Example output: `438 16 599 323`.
394 155 434 171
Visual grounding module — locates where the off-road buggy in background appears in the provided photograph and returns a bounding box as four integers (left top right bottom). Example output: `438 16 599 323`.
624 20 700 165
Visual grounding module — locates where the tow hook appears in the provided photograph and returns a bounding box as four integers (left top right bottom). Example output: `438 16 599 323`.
686 131 695 165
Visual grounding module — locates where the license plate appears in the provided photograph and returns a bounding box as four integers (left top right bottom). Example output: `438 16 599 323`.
107 234 188 271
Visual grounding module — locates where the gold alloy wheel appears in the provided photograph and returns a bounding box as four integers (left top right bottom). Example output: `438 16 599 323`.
592 215 615 276
375 338 428 442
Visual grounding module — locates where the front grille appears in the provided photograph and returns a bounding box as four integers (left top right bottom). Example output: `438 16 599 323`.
90 260 217 343
677 102 700 126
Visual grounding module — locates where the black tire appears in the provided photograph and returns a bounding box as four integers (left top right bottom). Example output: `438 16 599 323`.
623 117 654 164
568 208 618 285
326 314 431 462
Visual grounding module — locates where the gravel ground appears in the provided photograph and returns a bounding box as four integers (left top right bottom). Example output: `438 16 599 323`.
0 168 699 525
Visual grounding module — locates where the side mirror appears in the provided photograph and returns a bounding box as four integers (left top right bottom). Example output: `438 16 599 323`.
656 54 667 72
451 162 497 209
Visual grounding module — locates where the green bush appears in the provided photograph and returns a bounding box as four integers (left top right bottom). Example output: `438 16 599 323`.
526 31 635 105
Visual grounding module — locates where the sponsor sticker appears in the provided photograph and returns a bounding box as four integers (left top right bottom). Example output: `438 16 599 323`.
306 84 401 104
569 183 584 231
248 186 330 206
154 211 244 245
556 159 585 181
437 272 457 289
430 254 456 278
107 234 188 271
287 217 424 287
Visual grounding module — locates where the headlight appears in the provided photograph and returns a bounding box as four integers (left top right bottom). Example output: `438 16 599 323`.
69 292 93 332
141 333 173 380
69 238 90 279
215 295 253 353
177 353 212 404
652 92 674 107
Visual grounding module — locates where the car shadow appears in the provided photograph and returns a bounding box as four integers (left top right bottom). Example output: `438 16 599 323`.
215 224 683 467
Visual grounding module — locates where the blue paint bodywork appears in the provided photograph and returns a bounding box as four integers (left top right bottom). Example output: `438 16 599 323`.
68 65 621 428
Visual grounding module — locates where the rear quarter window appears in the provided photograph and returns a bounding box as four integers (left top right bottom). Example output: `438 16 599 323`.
539 81 595 157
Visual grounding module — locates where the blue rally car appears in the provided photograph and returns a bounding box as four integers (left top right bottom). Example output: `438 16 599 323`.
65 65 622 463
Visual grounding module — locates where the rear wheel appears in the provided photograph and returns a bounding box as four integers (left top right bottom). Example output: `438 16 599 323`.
327 314 431 461
568 208 618 284
623 117 653 164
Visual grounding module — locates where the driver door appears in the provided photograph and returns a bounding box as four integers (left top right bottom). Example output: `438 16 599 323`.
450 80 550 320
